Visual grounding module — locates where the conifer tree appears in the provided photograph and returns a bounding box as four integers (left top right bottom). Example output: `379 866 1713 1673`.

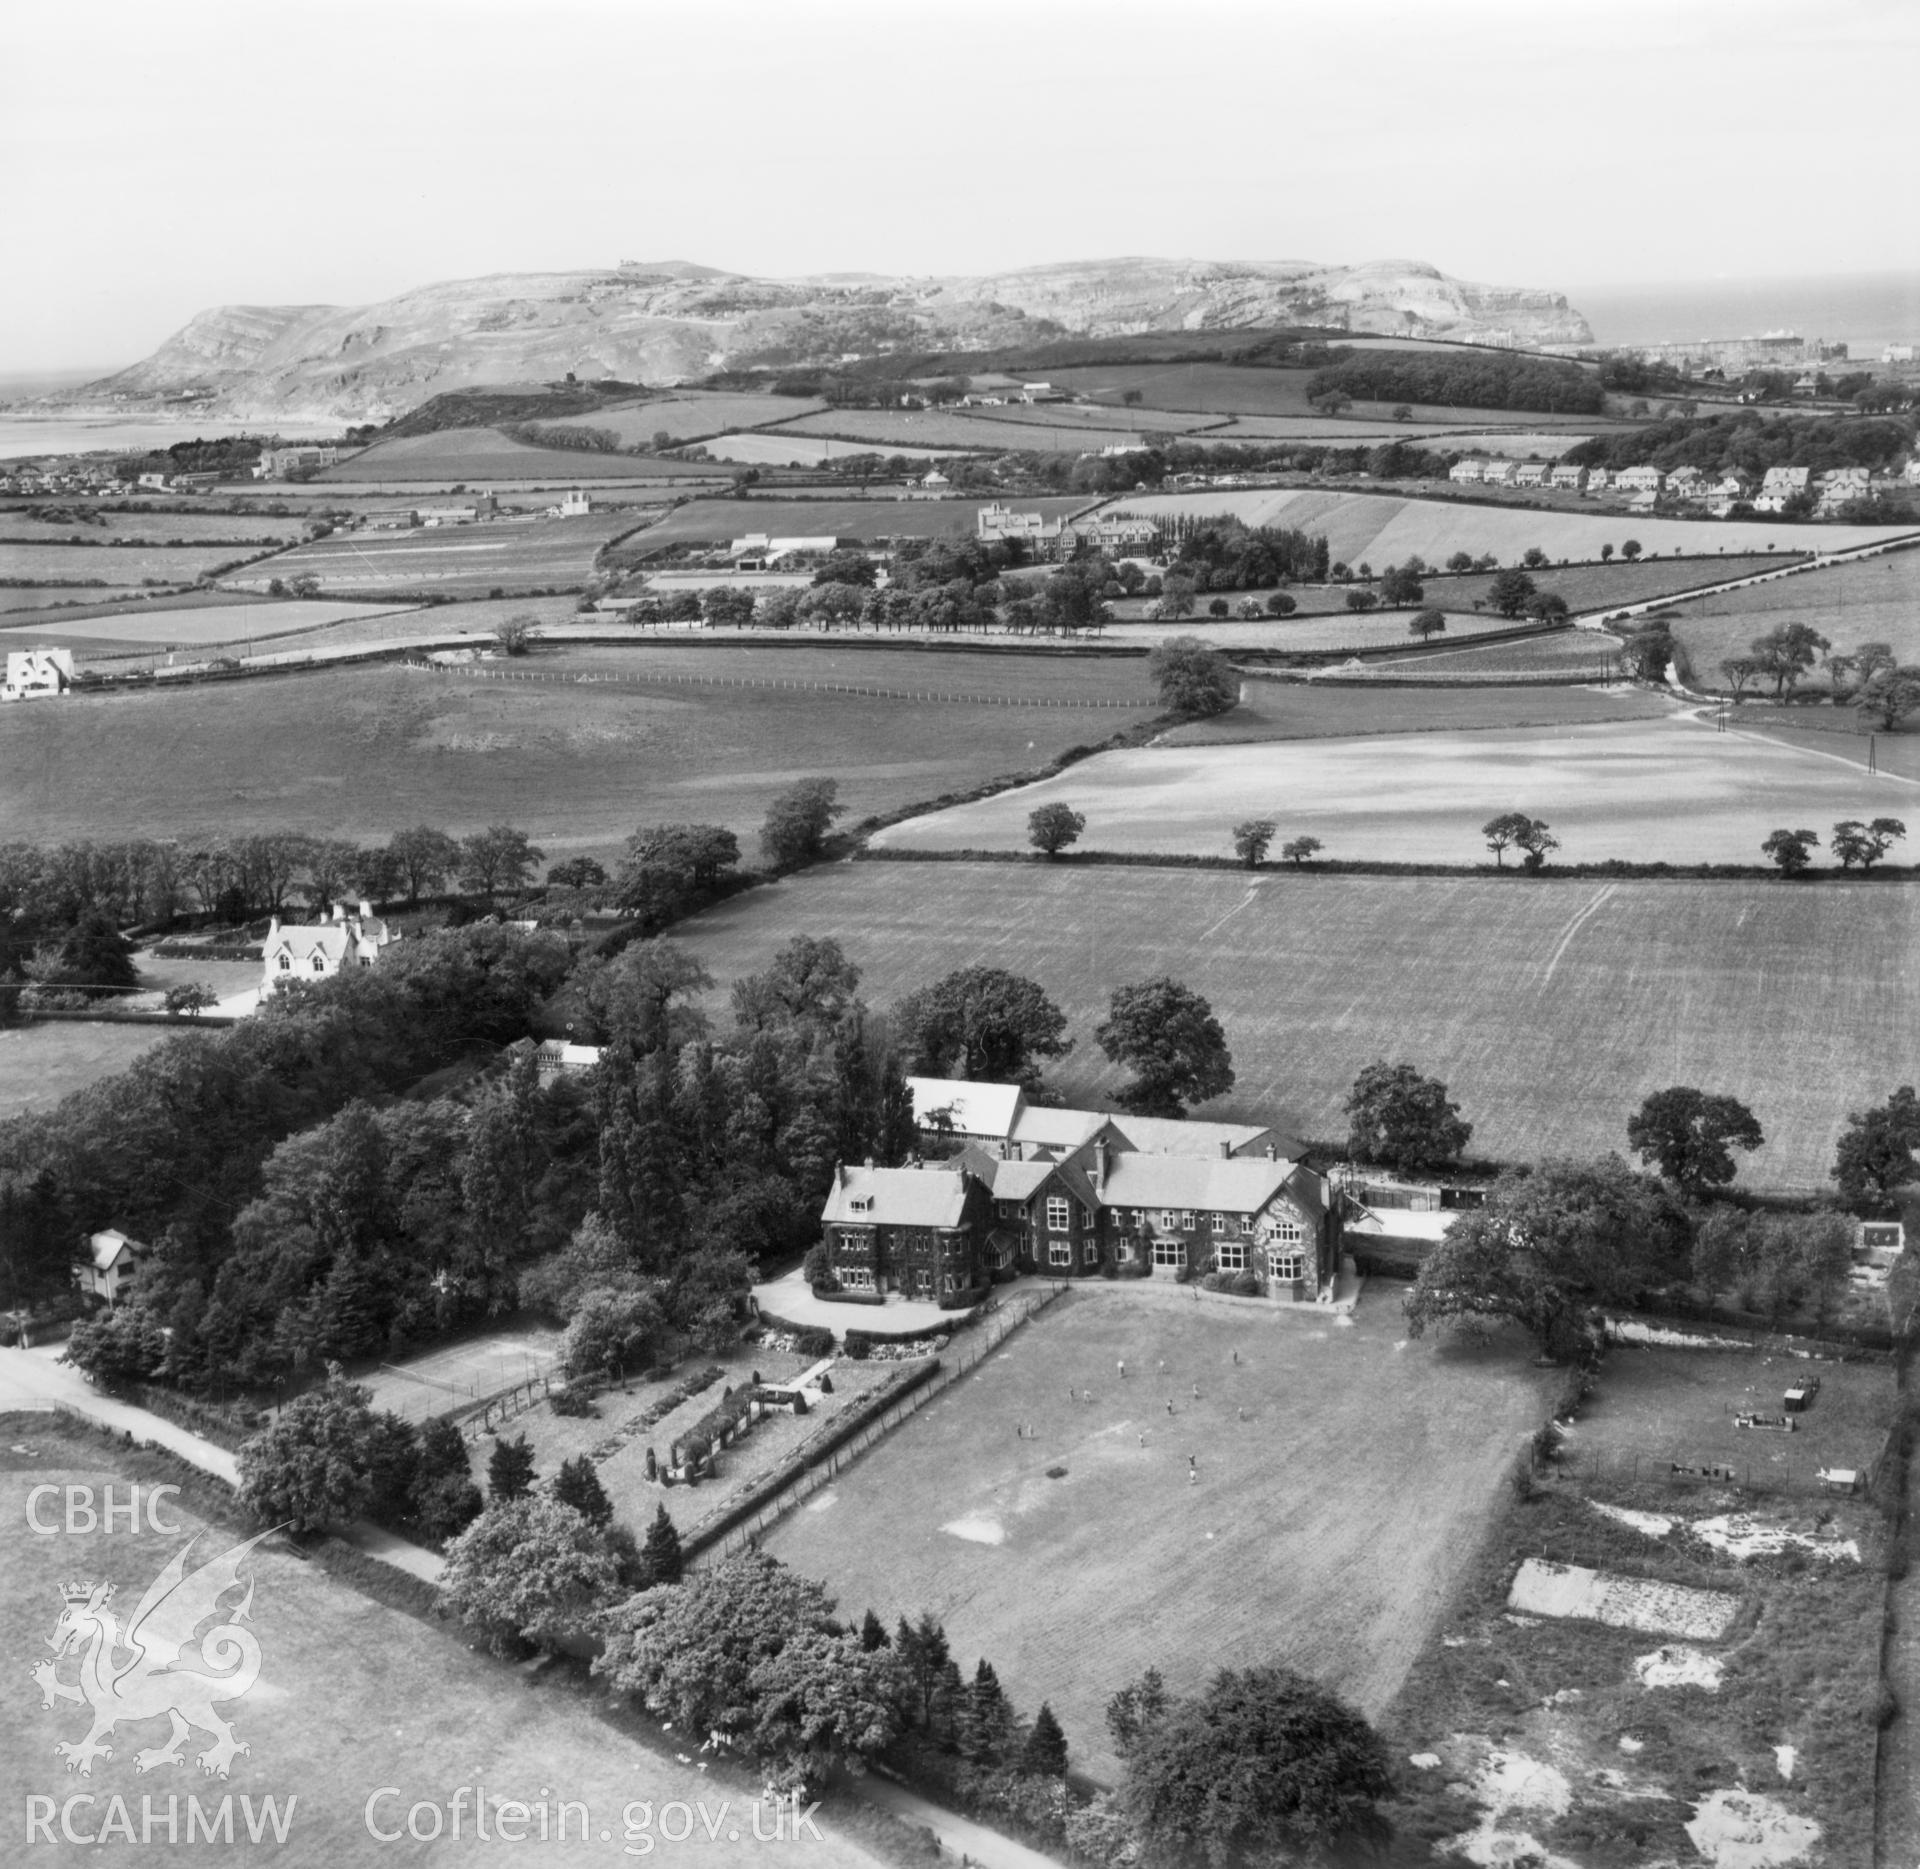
963 1658 1017 1766
487 1432 535 1502
639 1502 683 1585
859 1608 891 1652
552 1455 613 1528
1025 1702 1069 1778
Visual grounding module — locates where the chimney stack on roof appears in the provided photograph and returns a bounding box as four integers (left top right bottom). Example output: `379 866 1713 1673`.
1219 1139 1233 1159
1092 1135 1108 1188
1265 1141 1277 1161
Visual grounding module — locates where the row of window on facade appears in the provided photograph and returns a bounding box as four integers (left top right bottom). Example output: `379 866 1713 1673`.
1040 1235 1308 1279
1016 1196 1304 1242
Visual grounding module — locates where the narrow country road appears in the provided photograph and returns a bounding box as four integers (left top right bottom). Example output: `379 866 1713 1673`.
853 1775 1068 1869
0 1342 444 1581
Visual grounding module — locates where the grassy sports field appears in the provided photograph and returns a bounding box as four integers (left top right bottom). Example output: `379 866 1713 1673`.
765 1288 1554 1783
1097 487 1913 568
227 514 644 597
0 647 1156 855
0 1431 884 1867
1666 545 1920 687
317 427 719 483
867 710 1917 867
671 862 1920 1192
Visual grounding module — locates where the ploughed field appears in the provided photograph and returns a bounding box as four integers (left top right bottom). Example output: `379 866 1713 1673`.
0 648 1156 855
867 710 1913 866
765 1289 1554 1784
672 862 1920 1193
0 1430 883 1867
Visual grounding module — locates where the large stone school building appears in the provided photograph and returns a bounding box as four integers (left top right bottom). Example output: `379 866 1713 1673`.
818 1078 1345 1304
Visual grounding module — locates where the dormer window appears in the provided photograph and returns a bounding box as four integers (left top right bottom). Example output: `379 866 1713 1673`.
849 1196 874 1214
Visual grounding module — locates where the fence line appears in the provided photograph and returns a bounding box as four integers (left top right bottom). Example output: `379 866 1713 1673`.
691 1289 1064 1567
1533 1443 1861 1501
423 664 1135 708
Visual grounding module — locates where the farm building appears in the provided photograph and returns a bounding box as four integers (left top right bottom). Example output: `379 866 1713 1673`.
824 1079 1341 1300
2 647 75 702
75 1228 150 1307
261 900 394 999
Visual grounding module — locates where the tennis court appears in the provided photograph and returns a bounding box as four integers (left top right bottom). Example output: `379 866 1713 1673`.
359 1326 561 1422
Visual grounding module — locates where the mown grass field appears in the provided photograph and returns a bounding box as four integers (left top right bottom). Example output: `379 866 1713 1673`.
1160 678 1671 743
1668 545 1920 688
12 597 420 652
766 1289 1553 1784
1345 630 1628 680
1102 608 1518 654
765 408 1174 454
1098 488 1913 569
226 514 642 597
0 1430 882 1867
0 1021 169 1121
0 509 303 545
870 710 1919 869
0 542 269 585
609 494 1096 556
672 862 1920 1192
0 648 1155 856
541 391 827 445
317 427 719 482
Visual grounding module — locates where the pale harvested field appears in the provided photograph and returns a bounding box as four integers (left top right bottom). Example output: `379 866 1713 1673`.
671 863 1920 1192
1097 488 1915 569
695 431 963 466
870 710 1919 867
766 1289 1553 1783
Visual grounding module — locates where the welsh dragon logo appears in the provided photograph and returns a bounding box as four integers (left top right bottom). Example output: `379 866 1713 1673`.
29 1529 278 1778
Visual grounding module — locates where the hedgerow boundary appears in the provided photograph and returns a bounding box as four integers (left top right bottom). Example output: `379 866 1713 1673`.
852 845 1920 884
687 1288 1062 1569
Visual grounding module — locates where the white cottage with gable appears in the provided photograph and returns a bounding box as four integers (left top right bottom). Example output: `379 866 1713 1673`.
260 900 395 1000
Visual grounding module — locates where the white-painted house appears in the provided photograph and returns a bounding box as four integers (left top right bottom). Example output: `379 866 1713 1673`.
260 901 394 1000
3 647 75 702
75 1229 149 1306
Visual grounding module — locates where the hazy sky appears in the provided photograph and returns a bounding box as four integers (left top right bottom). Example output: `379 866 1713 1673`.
4 0 1916 370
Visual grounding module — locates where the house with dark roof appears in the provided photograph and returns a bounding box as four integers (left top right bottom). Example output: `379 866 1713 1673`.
824 1082 1342 1303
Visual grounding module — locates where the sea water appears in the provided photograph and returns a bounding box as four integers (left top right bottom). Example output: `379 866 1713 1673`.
1570 270 1920 354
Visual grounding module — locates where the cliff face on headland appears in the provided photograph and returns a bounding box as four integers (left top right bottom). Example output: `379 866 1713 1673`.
62 258 1594 422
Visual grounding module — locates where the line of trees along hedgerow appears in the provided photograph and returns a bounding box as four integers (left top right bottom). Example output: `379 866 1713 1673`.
1563 410 1915 477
